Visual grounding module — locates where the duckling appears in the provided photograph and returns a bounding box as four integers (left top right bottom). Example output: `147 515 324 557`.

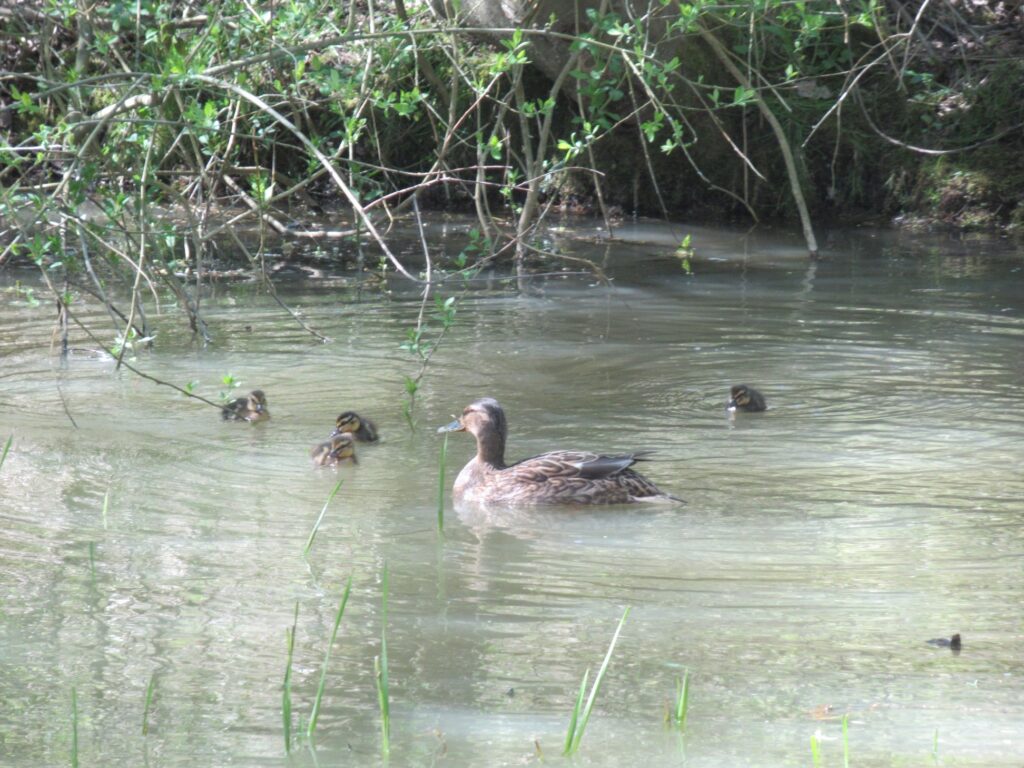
311 432 358 466
926 633 962 652
438 397 679 506
222 390 270 422
727 384 766 412
333 411 379 442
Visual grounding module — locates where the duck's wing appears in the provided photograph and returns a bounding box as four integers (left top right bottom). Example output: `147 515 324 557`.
507 450 645 482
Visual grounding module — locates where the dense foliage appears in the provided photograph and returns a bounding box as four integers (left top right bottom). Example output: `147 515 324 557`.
0 0 1021 363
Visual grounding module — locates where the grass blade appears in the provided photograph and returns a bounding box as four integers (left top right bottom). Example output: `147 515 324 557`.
564 607 630 755
101 489 110 530
811 733 821 767
672 669 691 729
71 686 79 768
0 434 11 470
304 479 344 556
375 564 391 755
437 431 448 532
563 668 589 755
307 575 353 741
142 672 156 735
282 602 299 753
842 713 849 768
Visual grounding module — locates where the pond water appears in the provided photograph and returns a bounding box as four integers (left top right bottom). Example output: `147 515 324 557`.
1 217 1023 767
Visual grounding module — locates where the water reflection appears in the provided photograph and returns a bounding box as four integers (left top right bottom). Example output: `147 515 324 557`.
1 220 1023 767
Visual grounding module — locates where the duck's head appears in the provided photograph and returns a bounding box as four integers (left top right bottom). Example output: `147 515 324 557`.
438 397 508 443
248 390 268 414
727 385 752 412
333 411 364 436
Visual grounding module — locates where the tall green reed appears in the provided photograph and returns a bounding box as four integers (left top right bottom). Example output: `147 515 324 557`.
70 686 79 768
307 575 353 741
101 489 110 530
0 435 11 470
437 431 448 532
563 607 630 755
668 669 690 730
142 672 156 735
305 479 343 556
842 713 849 768
375 564 391 756
282 603 299 753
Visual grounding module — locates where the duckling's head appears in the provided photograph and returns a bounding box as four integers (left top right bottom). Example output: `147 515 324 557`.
438 397 507 442
248 390 268 413
333 411 364 436
727 384 764 412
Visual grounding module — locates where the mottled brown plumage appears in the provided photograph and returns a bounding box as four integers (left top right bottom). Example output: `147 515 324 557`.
222 390 270 422
727 384 766 412
333 411 379 442
438 398 679 506
311 432 358 466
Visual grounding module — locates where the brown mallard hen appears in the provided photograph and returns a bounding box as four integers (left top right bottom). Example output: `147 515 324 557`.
222 390 270 422
438 397 679 506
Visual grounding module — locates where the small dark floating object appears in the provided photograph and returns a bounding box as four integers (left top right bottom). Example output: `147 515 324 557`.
727 384 766 412
333 411 379 442
312 433 358 466
222 390 270 422
926 633 962 652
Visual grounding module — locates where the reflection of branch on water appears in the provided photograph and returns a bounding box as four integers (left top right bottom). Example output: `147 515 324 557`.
225 227 331 343
55 298 225 411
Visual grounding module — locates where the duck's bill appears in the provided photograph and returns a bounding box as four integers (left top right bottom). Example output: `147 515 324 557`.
726 401 737 412
437 419 464 433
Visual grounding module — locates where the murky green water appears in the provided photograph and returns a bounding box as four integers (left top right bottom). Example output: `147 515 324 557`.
2 219 1023 766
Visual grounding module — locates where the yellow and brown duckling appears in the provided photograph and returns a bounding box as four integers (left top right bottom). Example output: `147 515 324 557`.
311 432 358 466
332 411 379 443
222 390 270 422
438 397 679 506
727 384 766 413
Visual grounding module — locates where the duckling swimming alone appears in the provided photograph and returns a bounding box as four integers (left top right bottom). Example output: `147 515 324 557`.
438 397 679 506
333 411 379 442
222 390 270 422
311 432 358 466
727 384 766 413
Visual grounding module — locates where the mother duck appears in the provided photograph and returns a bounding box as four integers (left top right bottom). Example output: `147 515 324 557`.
438 397 679 506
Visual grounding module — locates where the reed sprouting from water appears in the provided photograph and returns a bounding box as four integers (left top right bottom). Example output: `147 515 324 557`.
0 435 11 470
307 575 353 742
810 732 822 767
101 489 110 530
304 479 344 556
374 564 391 755
437 431 448 532
563 607 630 755
282 603 299 753
842 713 850 768
668 669 691 730
141 672 156 735
70 686 79 768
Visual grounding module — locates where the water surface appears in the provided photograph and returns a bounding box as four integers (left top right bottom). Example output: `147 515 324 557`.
1 219 1022 766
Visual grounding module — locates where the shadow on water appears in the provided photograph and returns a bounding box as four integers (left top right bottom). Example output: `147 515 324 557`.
1 218 1023 766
